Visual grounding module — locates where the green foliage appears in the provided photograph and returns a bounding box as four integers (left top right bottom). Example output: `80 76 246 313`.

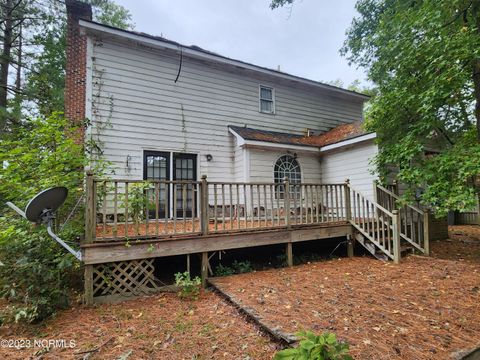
0 217 80 323
20 0 134 120
232 260 253 274
89 0 135 30
274 331 352 360
214 263 235 277
214 260 253 277
0 113 87 323
270 0 295 9
124 182 152 235
340 0 480 214
0 113 85 205
174 272 201 300
27 26 67 117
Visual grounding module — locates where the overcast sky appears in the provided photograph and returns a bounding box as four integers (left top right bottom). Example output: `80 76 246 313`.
114 0 367 86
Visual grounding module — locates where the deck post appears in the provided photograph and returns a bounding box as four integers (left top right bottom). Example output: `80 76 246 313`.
392 210 401 264
201 251 209 288
84 170 95 305
391 180 397 195
200 175 209 235
373 180 379 209
284 177 291 229
476 194 480 225
423 210 430 256
85 170 95 244
344 179 351 221
286 242 293 267
346 234 354 257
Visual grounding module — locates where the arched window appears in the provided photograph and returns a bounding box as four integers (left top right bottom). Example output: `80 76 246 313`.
274 155 301 199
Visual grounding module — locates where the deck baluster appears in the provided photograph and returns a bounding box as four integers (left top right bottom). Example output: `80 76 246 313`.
113 181 118 238
221 184 225 231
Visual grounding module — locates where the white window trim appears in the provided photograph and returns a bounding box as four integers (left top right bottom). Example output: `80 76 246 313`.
259 85 275 114
273 154 302 199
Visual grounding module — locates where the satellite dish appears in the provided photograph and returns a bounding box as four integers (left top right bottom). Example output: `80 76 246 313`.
25 187 68 223
6 186 82 261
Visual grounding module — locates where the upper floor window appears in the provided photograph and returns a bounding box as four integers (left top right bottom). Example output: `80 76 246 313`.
259 85 275 114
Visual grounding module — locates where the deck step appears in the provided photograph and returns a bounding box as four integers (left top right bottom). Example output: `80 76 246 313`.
354 232 389 261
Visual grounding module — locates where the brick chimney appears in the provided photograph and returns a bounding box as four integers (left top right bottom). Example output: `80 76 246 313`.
65 0 92 125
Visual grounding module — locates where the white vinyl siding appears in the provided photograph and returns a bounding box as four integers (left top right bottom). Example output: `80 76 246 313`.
321 141 378 201
88 37 364 182
249 149 321 184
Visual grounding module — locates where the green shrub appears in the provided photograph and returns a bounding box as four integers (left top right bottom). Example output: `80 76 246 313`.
231 260 253 274
0 113 98 323
0 217 80 323
274 331 352 360
214 260 253 277
124 182 152 235
214 263 235 277
174 272 201 300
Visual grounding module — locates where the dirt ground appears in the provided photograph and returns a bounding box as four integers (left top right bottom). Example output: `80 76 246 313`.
1 225 479 359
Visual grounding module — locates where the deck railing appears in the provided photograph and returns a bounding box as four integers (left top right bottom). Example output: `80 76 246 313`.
375 182 429 255
348 183 399 261
83 173 430 263
85 172 348 242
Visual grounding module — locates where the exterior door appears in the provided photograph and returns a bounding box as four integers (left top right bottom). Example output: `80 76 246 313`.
144 151 170 218
173 153 197 218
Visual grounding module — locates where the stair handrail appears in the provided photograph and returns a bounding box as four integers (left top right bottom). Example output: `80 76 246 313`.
346 183 400 262
375 183 424 215
375 182 430 255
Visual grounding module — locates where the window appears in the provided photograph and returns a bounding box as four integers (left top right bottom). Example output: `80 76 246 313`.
274 155 301 199
259 85 274 114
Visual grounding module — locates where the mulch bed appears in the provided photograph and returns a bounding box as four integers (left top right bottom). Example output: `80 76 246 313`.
211 255 480 360
0 292 277 359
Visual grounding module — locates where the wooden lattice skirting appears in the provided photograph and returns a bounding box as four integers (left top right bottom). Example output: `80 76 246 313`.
93 259 163 299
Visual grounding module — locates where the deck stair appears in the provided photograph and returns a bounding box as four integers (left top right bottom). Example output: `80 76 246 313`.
345 182 429 263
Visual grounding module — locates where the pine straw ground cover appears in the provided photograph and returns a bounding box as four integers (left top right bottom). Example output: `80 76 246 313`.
1 225 479 359
211 246 480 359
0 292 277 359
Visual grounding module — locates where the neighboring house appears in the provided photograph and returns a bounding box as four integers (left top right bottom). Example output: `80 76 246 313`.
65 1 378 206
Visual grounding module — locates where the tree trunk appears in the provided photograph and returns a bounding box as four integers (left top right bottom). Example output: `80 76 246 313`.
0 0 14 133
475 61 480 141
15 23 22 94
474 1 480 142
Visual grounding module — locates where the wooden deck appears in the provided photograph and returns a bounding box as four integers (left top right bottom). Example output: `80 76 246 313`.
94 219 289 240
83 221 352 265
82 174 429 304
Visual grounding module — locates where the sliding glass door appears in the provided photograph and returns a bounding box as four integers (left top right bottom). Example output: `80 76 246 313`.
143 151 197 218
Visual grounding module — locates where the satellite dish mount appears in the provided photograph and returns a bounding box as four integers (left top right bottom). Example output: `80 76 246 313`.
6 187 82 261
